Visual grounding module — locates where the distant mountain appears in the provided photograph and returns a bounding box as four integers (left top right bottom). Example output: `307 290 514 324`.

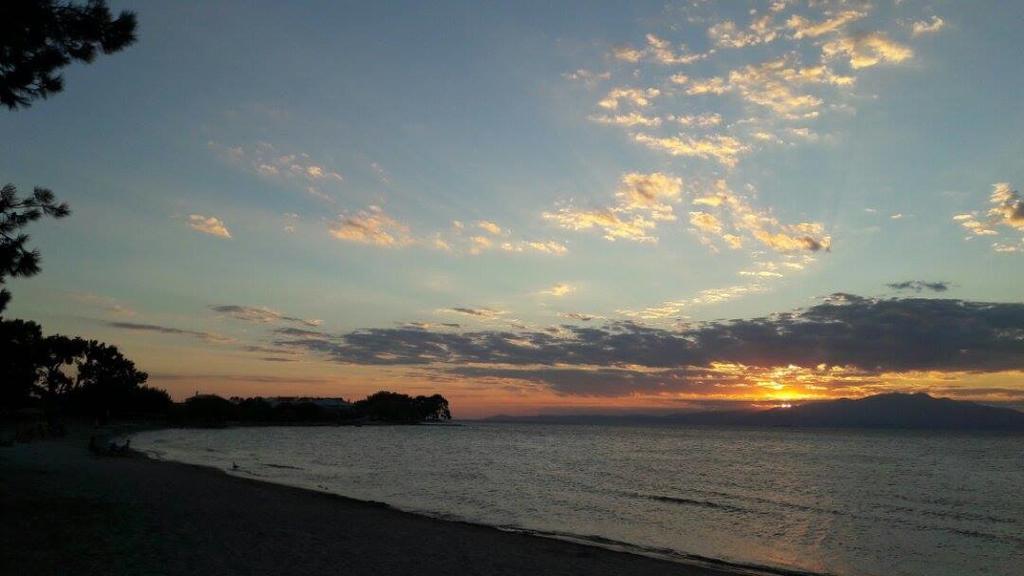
485 393 1024 430
741 393 1024 430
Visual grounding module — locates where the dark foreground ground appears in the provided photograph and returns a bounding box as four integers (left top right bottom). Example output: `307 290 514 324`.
1 428 792 576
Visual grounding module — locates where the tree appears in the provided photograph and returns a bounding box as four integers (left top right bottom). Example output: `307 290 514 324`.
1 0 137 109
71 340 149 417
354 391 452 423
415 394 452 421
36 334 87 416
0 184 70 312
0 318 44 412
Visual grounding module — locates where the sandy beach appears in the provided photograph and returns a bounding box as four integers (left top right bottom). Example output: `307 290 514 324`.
0 428 801 576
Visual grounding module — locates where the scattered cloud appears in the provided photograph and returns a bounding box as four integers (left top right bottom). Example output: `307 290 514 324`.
611 34 707 65
821 32 913 69
786 10 866 40
329 206 412 247
667 113 722 128
211 305 321 327
477 220 503 235
544 172 683 243
107 321 232 343
597 87 661 110
210 141 343 201
690 180 831 253
887 281 950 293
540 283 575 297
911 16 945 37
544 207 657 243
708 15 780 48
588 112 662 127
560 312 602 322
954 183 1024 252
564 68 611 85
499 240 569 255
188 215 232 238
632 133 748 166
443 307 507 319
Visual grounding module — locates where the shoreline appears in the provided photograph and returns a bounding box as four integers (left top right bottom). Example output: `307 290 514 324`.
139 450 824 576
3 426 826 576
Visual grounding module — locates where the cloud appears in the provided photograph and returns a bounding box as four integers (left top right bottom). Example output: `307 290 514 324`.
544 208 657 243
188 215 232 238
329 206 412 247
615 172 684 219
275 295 1024 397
588 112 662 127
911 16 945 37
989 183 1024 229
953 213 998 237
685 77 730 95
724 57 854 117
786 10 867 39
632 133 748 166
274 326 329 337
564 69 611 85
597 87 661 110
887 281 950 293
610 44 644 63
708 15 780 48
107 321 232 343
617 283 768 320
954 183 1024 251
560 312 601 322
540 283 575 297
477 220 503 235
689 180 831 253
444 307 507 319
212 141 342 184
544 172 683 242
821 33 913 69
611 35 706 65
211 305 321 327
643 34 707 64
468 235 493 254
667 113 722 128
241 344 302 356
499 240 569 255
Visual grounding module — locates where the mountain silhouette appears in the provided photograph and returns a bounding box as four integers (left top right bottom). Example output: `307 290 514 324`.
740 393 1024 430
487 393 1024 430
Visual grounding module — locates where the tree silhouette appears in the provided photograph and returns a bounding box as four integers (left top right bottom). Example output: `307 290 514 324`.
0 184 70 312
71 340 152 418
354 391 452 422
37 334 87 415
0 318 44 412
0 323 160 421
1 0 137 109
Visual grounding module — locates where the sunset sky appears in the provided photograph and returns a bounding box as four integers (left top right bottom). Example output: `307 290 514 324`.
3 0 1023 417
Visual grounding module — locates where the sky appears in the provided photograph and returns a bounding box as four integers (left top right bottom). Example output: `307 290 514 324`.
3 0 1024 417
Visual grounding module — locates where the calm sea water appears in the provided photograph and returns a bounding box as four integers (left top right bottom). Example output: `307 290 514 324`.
131 423 1024 576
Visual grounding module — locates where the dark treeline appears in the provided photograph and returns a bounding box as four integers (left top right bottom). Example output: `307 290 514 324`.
172 391 452 427
0 318 168 428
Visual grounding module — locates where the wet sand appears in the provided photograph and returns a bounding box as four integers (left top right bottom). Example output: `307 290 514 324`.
1 428 800 576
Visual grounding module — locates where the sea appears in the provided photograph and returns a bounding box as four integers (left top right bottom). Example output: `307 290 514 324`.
131 423 1024 576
